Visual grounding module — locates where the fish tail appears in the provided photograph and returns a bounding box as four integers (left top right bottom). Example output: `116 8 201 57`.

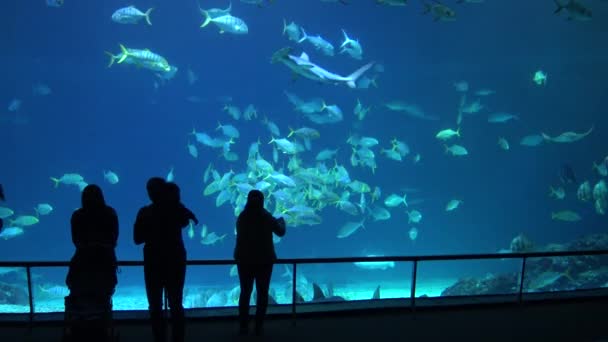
340 29 350 48
104 51 117 68
50 177 60 188
144 8 154 26
287 127 294 138
346 62 374 89
370 75 379 88
444 144 450 154
201 10 212 28
297 28 308 43
117 44 129 64
282 18 287 35
553 0 564 13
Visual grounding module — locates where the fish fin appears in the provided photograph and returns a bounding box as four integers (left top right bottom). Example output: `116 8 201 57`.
117 44 129 64
104 51 116 68
200 10 212 28
144 8 154 26
553 0 564 13
346 62 374 88
297 28 308 43
282 18 287 34
340 29 351 48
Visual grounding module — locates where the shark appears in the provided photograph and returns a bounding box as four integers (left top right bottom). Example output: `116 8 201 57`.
272 47 374 89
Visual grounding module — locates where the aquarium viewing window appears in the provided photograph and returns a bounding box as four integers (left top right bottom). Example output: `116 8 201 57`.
1 0 607 317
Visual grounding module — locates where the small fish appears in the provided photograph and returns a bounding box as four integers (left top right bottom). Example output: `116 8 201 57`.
549 186 566 200
453 81 469 92
187 143 199 159
187 221 195 239
166 167 175 182
384 194 407 207
551 210 581 222
408 227 418 241
282 19 301 42
10 215 39 227
474 89 495 96
46 0 64 7
488 112 519 123
445 199 462 211
0 227 24 240
201 13 248 34
8 99 21 112
111 6 154 25
593 160 608 177
498 137 510 150
520 134 544 147
376 0 408 6
533 70 547 86
407 210 422 223
554 0 592 21
0 206 14 219
435 128 460 141
35 203 53 216
445 144 468 156
422 1 456 21
32 82 52 96
103 170 119 185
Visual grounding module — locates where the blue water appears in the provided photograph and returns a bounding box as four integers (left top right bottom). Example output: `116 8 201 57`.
1 0 607 296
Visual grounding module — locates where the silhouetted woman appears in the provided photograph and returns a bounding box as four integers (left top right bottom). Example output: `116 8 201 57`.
134 178 198 342
66 184 118 299
234 190 286 336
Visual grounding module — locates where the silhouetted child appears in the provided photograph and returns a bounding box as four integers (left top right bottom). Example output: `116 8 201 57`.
234 190 286 336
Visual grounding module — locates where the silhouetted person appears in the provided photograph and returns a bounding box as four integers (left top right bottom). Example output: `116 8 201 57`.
134 178 198 342
234 190 286 336
66 184 118 299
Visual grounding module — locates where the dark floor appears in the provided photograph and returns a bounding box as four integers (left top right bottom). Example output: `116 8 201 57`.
2 298 608 342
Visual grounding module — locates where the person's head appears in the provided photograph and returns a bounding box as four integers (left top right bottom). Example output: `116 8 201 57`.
245 190 264 210
82 184 106 210
146 177 166 203
165 182 180 203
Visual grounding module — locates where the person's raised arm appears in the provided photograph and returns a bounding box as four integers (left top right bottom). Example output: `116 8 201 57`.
272 216 286 237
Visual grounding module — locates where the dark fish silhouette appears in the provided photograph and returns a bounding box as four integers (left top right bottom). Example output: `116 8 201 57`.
560 164 576 184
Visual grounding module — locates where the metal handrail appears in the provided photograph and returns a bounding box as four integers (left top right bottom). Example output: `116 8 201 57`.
1 249 607 324
2 249 607 268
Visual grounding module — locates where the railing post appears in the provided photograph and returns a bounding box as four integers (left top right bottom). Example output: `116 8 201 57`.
411 260 418 314
291 263 297 326
518 256 527 304
26 265 34 325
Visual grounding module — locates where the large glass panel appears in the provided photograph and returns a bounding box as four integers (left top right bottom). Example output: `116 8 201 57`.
291 261 411 309
419 259 521 297
32 266 69 313
524 255 608 293
112 265 147 311
0 266 30 314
